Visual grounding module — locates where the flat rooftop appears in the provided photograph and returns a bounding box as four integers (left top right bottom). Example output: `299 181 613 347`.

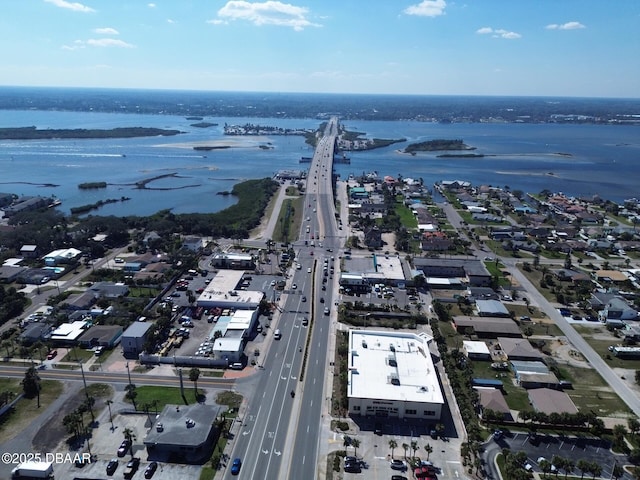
348 330 444 405
197 269 263 306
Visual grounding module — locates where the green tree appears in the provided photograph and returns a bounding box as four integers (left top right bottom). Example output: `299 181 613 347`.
351 437 360 458
124 383 137 410
612 463 624 480
122 427 137 459
189 367 201 398
576 459 590 479
21 366 41 407
389 439 397 459
410 440 418 460
424 443 433 461
402 443 409 459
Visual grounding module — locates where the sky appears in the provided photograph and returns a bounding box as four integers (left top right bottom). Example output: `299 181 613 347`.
0 0 638 97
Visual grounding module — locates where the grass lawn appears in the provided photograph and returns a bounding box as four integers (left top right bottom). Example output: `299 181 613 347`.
61 346 95 362
578 335 640 370
0 380 64 443
557 364 630 416
129 385 192 409
394 199 418 229
128 286 160 298
273 196 304 244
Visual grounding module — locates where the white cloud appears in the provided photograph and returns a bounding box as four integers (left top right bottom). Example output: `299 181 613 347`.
495 29 521 39
44 0 95 13
477 26 521 39
167 19 176 24
94 27 119 35
86 38 134 48
207 19 226 25
403 0 446 17
215 1 321 31
546 21 586 30
62 40 86 50
148 3 156 7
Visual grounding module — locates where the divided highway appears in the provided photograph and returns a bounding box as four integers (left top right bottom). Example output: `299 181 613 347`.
224 118 340 479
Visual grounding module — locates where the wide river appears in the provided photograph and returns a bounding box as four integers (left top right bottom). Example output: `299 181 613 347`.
0 109 638 217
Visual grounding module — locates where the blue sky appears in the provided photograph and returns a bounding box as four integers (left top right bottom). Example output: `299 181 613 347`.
1 0 638 97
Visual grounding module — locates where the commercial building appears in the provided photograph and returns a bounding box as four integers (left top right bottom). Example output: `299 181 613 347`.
121 321 153 357
144 403 222 464
196 270 263 309
347 330 444 420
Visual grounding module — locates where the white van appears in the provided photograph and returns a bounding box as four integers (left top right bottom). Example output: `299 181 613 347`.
274 329 282 340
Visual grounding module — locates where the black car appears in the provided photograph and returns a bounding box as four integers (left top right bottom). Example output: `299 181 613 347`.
106 459 118 475
344 462 361 473
117 439 131 457
144 461 158 479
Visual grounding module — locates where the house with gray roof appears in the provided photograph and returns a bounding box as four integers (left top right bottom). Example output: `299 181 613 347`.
498 338 543 361
528 388 578 415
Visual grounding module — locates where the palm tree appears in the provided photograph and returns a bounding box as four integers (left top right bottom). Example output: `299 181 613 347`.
351 438 360 458
123 427 137 459
388 439 397 459
612 463 624 480
589 461 601 479
189 367 201 398
124 383 137 410
576 459 589 479
539 459 552 478
402 443 409 459
424 443 433 461
410 440 418 461
563 459 575 479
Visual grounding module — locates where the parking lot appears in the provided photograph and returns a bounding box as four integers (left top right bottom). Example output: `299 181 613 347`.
156 271 286 363
491 431 633 480
337 426 463 480
51 406 201 480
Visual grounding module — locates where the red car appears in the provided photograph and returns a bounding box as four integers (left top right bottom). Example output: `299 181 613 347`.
46 350 57 360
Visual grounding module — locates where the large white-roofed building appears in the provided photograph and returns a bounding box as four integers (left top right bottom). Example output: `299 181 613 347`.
196 270 264 309
347 330 444 420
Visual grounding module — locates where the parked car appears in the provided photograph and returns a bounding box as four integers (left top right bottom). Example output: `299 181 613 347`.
117 439 131 457
106 459 118 475
46 350 57 360
144 461 158 478
390 459 407 471
230 458 242 475
124 457 140 479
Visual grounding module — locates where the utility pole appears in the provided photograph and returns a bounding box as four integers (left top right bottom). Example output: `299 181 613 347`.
79 361 95 424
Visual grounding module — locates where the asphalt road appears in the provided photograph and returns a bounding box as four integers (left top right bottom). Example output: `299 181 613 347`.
222 118 339 479
288 118 339 479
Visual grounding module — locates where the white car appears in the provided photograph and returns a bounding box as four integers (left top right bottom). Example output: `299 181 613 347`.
292 283 297 289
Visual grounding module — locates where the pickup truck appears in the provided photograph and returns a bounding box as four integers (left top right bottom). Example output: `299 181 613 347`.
123 458 140 479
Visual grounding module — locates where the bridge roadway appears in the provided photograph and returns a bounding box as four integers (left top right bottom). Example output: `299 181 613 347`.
222 117 340 479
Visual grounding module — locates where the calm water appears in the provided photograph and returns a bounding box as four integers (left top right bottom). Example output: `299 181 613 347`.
0 110 638 217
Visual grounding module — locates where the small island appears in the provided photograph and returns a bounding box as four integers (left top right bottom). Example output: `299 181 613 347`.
337 127 405 151
403 138 475 154
78 182 107 190
190 122 218 128
0 126 183 140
